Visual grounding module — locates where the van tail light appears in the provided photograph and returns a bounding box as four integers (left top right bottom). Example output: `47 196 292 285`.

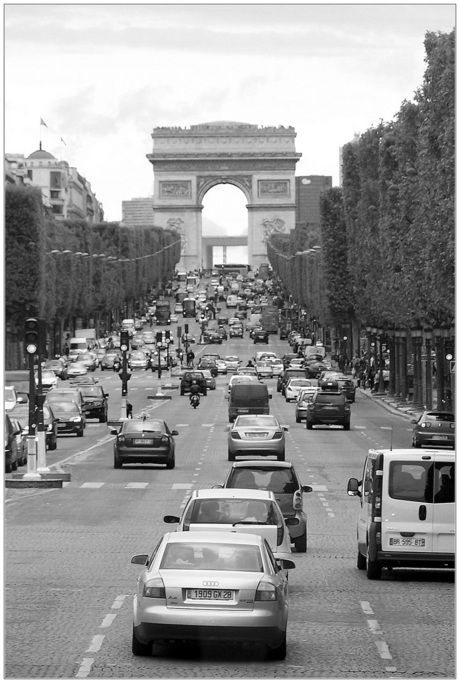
255 581 277 601
277 524 284 546
374 495 381 514
143 578 165 598
293 491 303 510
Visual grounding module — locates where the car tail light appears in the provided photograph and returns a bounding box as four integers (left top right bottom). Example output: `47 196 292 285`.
293 491 303 510
231 431 241 439
421 421 431 428
117 436 126 445
255 581 277 601
272 431 283 439
450 423 455 429
161 436 170 445
143 578 166 599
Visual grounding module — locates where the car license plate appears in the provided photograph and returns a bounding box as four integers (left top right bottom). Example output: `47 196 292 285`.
133 438 153 445
238 409 249 413
246 432 268 438
435 435 449 440
187 589 233 600
389 537 426 547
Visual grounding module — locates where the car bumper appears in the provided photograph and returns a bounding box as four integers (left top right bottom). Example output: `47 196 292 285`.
56 421 83 433
376 550 455 568
115 446 173 464
415 433 455 447
134 604 285 648
228 440 284 457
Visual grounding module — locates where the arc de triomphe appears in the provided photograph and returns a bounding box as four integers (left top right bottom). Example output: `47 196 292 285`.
147 121 302 271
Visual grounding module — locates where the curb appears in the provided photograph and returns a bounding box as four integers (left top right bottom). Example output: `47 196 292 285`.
357 388 418 420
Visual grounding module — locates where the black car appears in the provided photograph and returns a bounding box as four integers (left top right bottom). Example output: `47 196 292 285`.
79 384 109 422
52 401 86 437
304 359 330 379
43 358 68 380
196 358 219 377
253 329 270 344
282 353 300 369
306 389 351 430
180 371 208 396
111 418 178 469
204 331 223 344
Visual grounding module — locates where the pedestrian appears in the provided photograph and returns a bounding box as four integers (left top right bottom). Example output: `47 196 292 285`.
367 367 375 391
126 401 133 419
187 349 195 367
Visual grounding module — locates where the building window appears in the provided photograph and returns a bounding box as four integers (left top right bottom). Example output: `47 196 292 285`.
50 190 60 199
50 171 62 188
27 170 33 180
51 204 63 215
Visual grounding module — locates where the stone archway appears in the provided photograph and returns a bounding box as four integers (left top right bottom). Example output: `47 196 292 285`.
147 121 302 271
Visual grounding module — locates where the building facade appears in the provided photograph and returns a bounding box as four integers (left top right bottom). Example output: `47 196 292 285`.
5 146 104 223
121 197 154 227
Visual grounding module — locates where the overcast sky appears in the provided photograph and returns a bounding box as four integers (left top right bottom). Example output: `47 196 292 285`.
4 2 455 231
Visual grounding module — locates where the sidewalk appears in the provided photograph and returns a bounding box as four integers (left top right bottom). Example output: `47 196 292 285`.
357 386 424 421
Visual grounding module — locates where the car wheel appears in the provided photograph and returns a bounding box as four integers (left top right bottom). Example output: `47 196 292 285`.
343 421 350 431
99 411 108 423
267 632 287 660
5 460 12 474
366 557 382 580
294 531 307 553
357 550 366 570
77 428 84 437
132 626 151 656
412 436 421 448
114 453 123 469
277 450 285 461
180 389 185 396
12 458 18 471
49 436 57 451
295 414 301 423
306 420 313 430
228 451 235 461
165 455 175 470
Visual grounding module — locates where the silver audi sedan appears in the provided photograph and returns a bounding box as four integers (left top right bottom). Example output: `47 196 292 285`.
131 530 294 659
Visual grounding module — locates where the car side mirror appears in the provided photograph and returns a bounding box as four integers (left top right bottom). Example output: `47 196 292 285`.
163 515 180 523
302 485 313 493
131 554 149 566
171 430 179 436
347 477 362 497
277 558 296 571
268 393 272 399
282 425 289 431
410 418 418 424
285 517 299 526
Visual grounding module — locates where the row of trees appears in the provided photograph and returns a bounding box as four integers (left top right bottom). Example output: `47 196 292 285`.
267 30 455 409
268 29 454 334
5 184 181 367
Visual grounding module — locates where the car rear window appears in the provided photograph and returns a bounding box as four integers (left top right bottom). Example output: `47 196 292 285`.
229 468 298 493
160 542 262 572
314 394 345 405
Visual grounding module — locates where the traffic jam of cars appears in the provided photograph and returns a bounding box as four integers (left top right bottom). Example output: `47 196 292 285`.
5 267 455 662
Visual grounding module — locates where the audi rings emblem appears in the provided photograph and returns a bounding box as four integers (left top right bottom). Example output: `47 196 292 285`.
202 581 219 587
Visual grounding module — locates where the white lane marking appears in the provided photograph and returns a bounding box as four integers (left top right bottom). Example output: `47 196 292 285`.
354 425 367 430
80 482 105 489
86 635 105 652
176 424 189 427
75 657 94 678
125 482 148 489
367 619 383 635
172 483 193 489
100 614 117 628
375 640 393 660
381 426 393 431
360 601 374 615
202 424 214 427
111 595 129 609
311 485 328 491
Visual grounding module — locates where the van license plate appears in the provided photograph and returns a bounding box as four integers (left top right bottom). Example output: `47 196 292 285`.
389 538 425 547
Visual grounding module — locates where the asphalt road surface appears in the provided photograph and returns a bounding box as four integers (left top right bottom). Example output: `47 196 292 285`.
5 315 455 679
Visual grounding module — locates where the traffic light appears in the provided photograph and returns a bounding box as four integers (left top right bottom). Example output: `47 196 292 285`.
165 330 170 341
156 331 163 343
24 318 39 355
120 330 130 352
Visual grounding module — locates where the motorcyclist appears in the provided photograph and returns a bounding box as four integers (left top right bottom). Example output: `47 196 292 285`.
189 379 200 406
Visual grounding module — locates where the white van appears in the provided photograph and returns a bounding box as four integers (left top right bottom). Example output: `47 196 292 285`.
347 448 455 580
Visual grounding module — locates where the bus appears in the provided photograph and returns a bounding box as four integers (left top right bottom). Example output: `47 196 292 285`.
214 263 249 278
260 305 279 334
176 271 187 284
258 263 270 281
154 300 171 325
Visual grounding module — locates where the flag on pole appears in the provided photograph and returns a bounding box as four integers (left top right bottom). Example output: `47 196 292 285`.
60 136 66 146
40 118 48 128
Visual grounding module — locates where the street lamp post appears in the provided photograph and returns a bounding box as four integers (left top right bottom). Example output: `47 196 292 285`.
433 326 444 410
394 330 401 399
411 328 424 410
423 328 433 410
399 329 408 404
377 328 386 394
387 329 396 397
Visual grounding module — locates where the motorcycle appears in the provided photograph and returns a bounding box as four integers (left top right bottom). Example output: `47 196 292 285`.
190 393 200 409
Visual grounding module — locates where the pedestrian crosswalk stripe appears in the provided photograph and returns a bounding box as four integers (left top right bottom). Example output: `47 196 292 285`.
125 482 148 488
80 482 105 488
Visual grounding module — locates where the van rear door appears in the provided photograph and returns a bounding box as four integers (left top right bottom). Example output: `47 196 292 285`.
381 452 455 555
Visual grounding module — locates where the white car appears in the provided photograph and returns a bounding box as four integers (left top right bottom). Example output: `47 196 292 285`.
223 355 241 372
295 387 319 422
164 488 296 564
284 378 313 402
35 369 58 391
215 358 228 374
267 358 284 376
131 531 294 659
